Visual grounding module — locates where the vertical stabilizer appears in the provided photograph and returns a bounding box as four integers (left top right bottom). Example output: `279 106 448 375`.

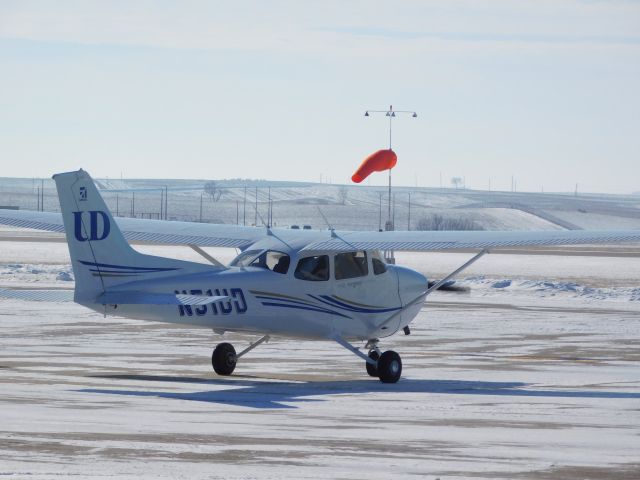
53 169 207 304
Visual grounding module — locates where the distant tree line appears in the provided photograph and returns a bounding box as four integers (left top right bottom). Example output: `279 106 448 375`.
204 181 223 202
416 214 482 231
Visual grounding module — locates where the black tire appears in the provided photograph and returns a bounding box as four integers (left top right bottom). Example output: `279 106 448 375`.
377 350 402 383
212 342 237 376
366 350 379 377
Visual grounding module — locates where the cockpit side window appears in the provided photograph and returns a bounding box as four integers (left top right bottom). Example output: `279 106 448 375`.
250 250 290 274
294 255 329 281
230 250 290 274
334 251 368 280
271 254 291 274
371 250 388 275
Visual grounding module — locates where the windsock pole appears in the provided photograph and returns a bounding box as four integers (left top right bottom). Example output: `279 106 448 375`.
363 105 417 231
388 111 392 227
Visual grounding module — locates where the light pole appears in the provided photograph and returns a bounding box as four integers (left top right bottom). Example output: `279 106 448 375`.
164 185 168 220
364 105 417 230
243 186 247 226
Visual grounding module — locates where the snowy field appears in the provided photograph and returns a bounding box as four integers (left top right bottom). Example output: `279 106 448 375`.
1 235 639 479
2 176 640 231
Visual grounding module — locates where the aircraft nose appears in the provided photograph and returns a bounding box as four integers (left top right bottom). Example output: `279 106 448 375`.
393 265 428 304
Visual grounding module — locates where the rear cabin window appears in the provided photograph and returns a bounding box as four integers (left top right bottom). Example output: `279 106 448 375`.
294 255 329 281
334 251 368 280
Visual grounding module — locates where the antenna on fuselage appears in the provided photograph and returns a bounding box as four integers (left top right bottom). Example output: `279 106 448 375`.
253 204 270 231
316 207 358 250
254 205 292 249
316 207 337 238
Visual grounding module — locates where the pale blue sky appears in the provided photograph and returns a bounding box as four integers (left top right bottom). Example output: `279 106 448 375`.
1 0 639 193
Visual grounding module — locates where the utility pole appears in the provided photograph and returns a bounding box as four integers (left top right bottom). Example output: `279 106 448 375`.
364 105 417 231
267 186 271 227
164 186 168 220
199 192 203 222
254 187 258 227
243 186 247 226
392 193 396 228
270 199 274 226
407 192 411 231
378 192 382 231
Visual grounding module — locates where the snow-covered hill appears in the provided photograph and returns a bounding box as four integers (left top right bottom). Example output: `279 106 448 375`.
1 176 639 231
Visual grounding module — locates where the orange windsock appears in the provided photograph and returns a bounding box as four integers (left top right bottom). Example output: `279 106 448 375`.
351 149 397 183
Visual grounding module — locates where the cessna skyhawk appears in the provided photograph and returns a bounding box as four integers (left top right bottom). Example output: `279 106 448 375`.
1 170 639 383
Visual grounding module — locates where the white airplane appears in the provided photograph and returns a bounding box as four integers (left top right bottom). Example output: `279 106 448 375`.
1 169 639 383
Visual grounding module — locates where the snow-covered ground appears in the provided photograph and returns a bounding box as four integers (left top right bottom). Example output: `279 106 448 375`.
1 240 639 479
3 175 640 231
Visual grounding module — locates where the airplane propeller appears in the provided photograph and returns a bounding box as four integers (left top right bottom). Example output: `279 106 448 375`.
426 280 469 293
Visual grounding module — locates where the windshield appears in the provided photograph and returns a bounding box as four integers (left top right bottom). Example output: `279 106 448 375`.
371 250 387 275
229 249 262 267
230 249 291 274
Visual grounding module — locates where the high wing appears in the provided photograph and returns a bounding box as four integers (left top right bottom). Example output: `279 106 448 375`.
300 229 640 252
0 289 74 302
0 209 265 249
0 288 225 305
1 208 639 252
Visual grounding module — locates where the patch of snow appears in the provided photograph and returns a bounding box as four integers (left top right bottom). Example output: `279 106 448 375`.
491 279 512 289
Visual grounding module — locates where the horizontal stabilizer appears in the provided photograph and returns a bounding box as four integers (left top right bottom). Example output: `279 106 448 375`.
0 289 74 302
98 291 227 306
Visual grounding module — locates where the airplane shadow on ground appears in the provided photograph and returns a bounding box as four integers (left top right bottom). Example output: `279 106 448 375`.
79 374 640 409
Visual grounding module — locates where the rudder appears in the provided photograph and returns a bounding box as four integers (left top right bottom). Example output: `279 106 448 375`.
53 169 206 304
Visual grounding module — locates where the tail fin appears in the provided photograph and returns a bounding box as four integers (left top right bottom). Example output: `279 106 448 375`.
53 169 209 304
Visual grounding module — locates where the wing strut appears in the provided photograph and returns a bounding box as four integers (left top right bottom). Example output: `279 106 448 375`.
425 249 489 296
188 245 225 267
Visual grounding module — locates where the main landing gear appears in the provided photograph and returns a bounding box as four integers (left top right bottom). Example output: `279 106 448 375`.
211 335 270 376
211 335 402 383
212 343 237 375
334 337 403 383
